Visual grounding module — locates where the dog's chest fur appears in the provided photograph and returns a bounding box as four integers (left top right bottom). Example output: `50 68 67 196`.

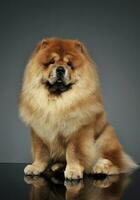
30 98 95 143
20 85 101 156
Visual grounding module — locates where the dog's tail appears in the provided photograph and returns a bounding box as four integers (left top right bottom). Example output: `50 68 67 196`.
121 152 139 173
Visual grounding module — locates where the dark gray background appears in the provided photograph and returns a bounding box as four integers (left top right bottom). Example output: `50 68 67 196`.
0 0 139 163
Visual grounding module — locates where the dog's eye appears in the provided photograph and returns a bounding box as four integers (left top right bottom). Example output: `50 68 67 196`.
43 59 55 68
49 59 55 65
67 61 74 69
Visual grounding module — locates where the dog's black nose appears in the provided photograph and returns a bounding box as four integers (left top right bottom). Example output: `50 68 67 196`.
56 66 65 75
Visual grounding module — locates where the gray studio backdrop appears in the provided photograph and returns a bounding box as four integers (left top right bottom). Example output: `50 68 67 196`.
0 0 139 163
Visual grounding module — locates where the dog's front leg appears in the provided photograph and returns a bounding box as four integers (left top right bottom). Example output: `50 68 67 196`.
24 128 49 175
64 126 95 180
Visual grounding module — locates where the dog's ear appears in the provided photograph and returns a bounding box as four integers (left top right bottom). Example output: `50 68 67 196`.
74 40 89 55
36 38 49 51
31 38 49 57
32 38 50 56
40 38 49 49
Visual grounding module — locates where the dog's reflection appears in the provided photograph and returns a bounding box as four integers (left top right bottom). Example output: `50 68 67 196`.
24 174 130 200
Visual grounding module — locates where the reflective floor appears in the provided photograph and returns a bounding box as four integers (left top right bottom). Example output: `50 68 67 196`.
0 164 140 200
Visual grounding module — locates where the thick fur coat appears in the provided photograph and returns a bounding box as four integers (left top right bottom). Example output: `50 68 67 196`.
19 37 137 179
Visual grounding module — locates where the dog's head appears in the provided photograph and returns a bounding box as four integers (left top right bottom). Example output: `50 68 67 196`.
30 37 92 95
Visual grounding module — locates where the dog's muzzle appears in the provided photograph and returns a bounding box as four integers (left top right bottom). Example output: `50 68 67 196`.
42 66 73 95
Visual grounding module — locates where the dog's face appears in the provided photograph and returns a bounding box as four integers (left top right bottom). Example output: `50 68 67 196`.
33 38 89 95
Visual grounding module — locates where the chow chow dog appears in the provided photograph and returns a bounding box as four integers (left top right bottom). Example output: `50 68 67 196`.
19 37 137 179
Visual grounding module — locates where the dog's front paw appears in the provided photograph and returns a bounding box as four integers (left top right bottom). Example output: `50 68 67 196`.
64 165 84 180
93 159 119 175
24 163 46 175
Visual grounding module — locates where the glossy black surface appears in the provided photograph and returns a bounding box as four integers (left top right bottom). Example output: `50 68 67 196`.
0 164 140 200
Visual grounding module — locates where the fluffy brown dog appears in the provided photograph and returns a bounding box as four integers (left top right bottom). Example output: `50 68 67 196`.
19 37 137 179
